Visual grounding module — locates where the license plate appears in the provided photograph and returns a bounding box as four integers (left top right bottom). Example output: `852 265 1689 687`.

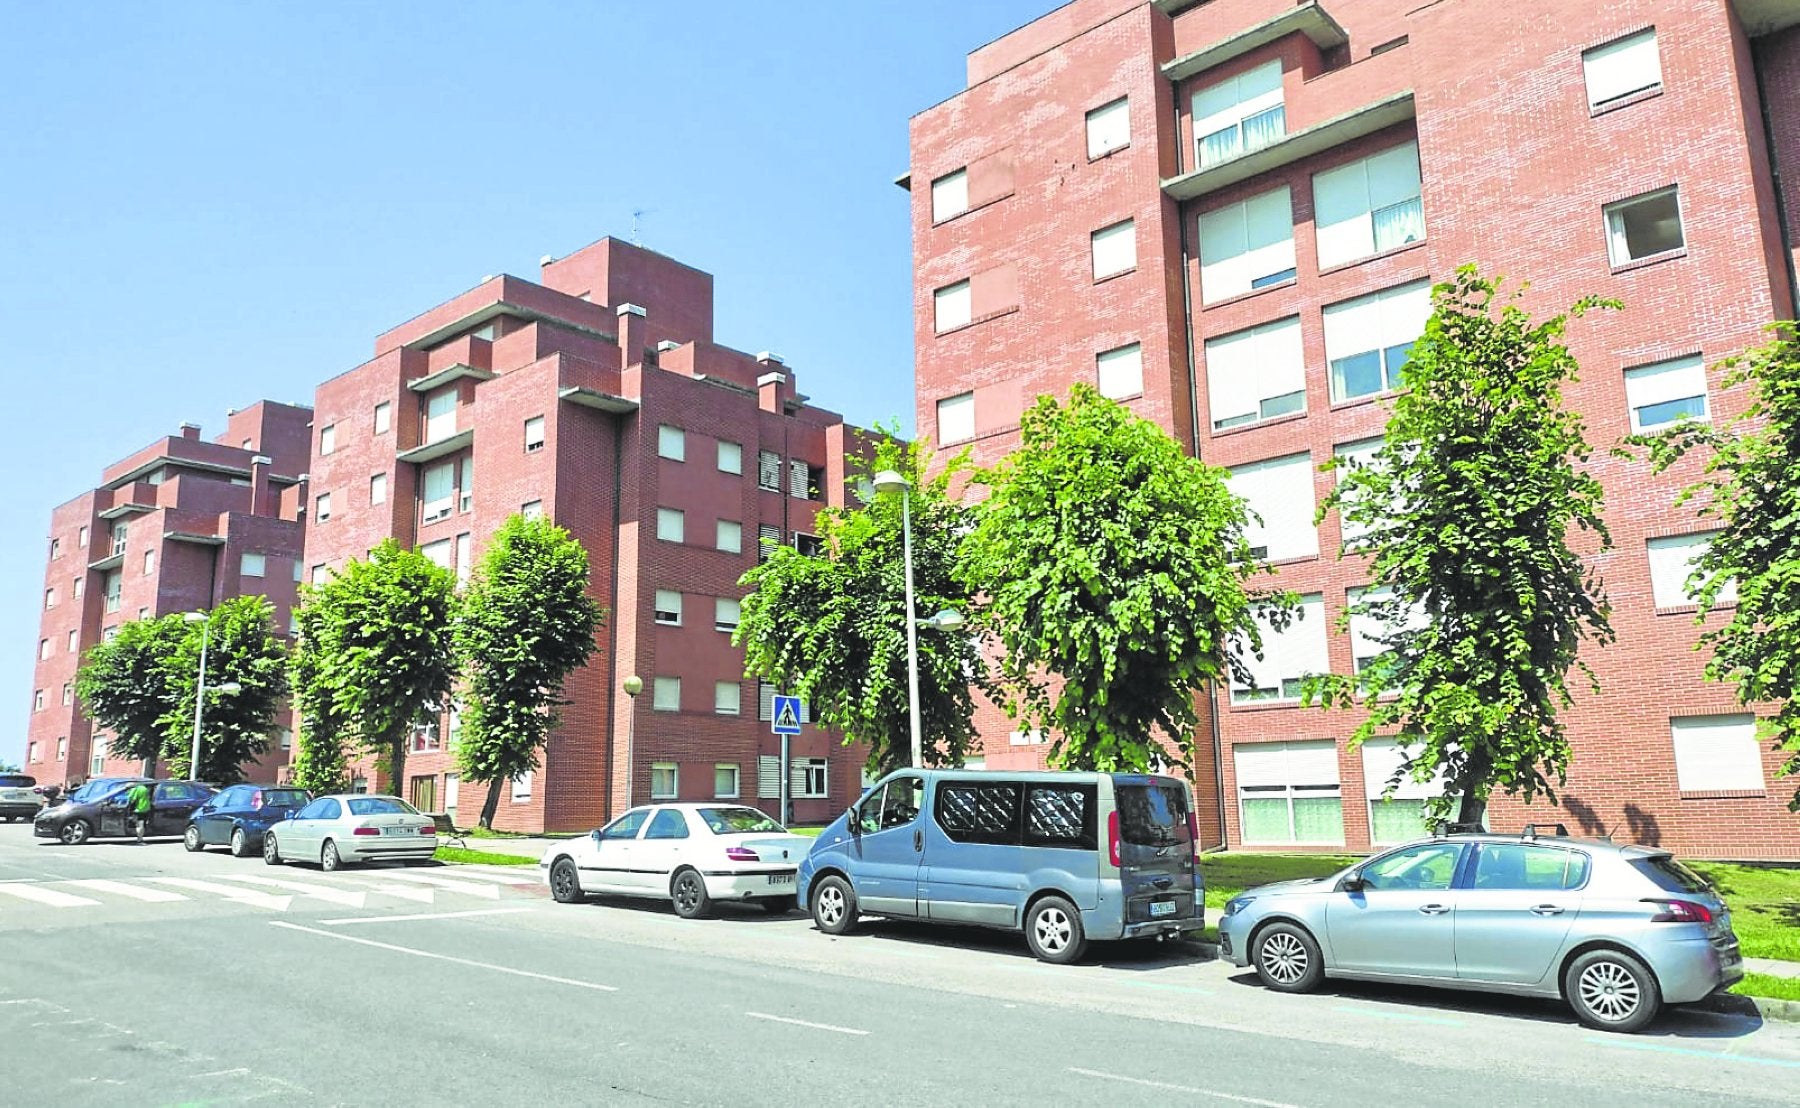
385 826 415 836
1150 900 1176 918
767 873 794 885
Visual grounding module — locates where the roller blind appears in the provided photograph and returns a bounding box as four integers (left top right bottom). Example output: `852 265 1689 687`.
1228 453 1317 561
1583 30 1661 108
1205 316 1304 429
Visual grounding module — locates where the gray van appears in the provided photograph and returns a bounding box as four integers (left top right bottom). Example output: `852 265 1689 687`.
795 769 1205 963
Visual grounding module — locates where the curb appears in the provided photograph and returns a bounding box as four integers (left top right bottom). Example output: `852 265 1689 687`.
1697 991 1800 1024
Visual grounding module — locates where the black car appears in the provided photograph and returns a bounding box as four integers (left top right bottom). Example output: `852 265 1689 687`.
185 784 312 857
1 773 41 822
33 779 215 844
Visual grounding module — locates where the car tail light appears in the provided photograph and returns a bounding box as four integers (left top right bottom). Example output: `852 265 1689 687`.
250 790 264 810
1645 898 1713 924
1107 811 1121 868
420 825 436 836
352 825 382 837
725 846 760 863
1187 809 1201 863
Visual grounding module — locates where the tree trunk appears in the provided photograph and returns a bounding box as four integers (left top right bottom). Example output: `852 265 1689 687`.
1456 792 1488 829
478 778 503 830
1454 749 1491 829
386 736 407 798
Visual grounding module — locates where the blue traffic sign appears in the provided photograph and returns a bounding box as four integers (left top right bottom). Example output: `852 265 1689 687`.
771 694 804 735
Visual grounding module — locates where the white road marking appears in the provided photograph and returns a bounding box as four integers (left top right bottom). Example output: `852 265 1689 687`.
319 907 534 926
363 883 436 903
0 883 102 908
60 879 189 903
145 878 292 911
743 1011 870 1036
427 867 537 884
268 921 616 990
204 873 366 907
1067 1068 1298 1107
362 871 500 898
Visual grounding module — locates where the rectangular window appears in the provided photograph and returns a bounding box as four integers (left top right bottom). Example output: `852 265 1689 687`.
758 450 782 491
28 741 39 762
1324 280 1432 402
1230 594 1328 703
56 737 67 761
717 441 742 475
1605 186 1684 265
650 762 679 799
373 401 391 435
1090 219 1136 280
455 533 471 587
1624 354 1708 431
793 532 823 557
44 587 54 610
937 392 975 444
1199 186 1295 304
658 424 686 461
420 539 452 569
50 537 60 560
656 508 685 543
103 570 121 613
512 771 532 802
716 520 743 554
1670 714 1763 793
714 764 740 799
241 552 266 578
424 389 457 442
458 457 473 513
524 415 546 453
654 589 683 626
713 681 741 715
78 525 89 549
1313 141 1425 269
444 772 459 811
39 639 51 660
758 524 782 562
1086 96 1130 159
365 471 387 506
714 597 741 632
1332 438 1383 547
1235 739 1343 844
931 168 969 222
1362 737 1447 843
143 549 155 575
319 424 336 455
1193 59 1284 168
1205 316 1304 430
72 578 82 599
422 461 454 522
757 681 809 724
934 280 972 332
653 676 681 712
62 683 73 705
1648 531 1734 608
33 691 44 712
1583 29 1661 109
311 564 327 584
67 630 78 653
1347 585 1427 673
1227 452 1318 562
1096 343 1144 400
794 758 828 799
521 500 544 521
110 522 128 557
788 458 810 500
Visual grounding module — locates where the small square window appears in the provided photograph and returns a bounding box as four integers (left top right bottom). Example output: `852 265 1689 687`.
714 763 740 798
654 589 683 626
716 520 743 554
1097 343 1144 400
1605 186 1684 266
373 402 391 435
653 676 681 712
656 508 685 543
931 168 969 222
650 762 679 799
521 500 545 521
1624 355 1708 432
369 472 387 505
713 681 741 716
717 441 742 475
1086 97 1130 158
934 281 972 333
1583 29 1661 110
714 597 741 633
937 392 975 444
658 424 686 461
1091 219 1137 280
524 416 546 453
241 552 266 578
319 424 336 455
315 493 332 522
1670 714 1763 793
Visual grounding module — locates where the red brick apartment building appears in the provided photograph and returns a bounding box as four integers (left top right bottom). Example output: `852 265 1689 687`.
27 403 313 789
304 237 870 833
906 0 1800 858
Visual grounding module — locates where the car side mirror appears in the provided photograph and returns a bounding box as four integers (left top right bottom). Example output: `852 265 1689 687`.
1341 872 1366 893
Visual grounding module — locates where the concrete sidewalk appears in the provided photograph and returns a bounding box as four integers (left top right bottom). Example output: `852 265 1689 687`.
1748 957 1800 978
444 835 568 860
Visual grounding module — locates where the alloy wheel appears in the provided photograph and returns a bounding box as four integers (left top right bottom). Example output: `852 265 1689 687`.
230 828 248 857
1578 961 1642 1023
817 886 845 926
184 826 203 851
674 874 701 913
1260 931 1309 985
1034 906 1073 954
60 820 90 845
551 861 578 902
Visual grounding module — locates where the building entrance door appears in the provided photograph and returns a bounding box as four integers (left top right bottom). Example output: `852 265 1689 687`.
411 775 437 813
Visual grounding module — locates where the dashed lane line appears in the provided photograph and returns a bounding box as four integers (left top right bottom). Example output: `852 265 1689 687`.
743 1011 870 1036
319 907 535 926
1067 1067 1300 1107
268 920 618 991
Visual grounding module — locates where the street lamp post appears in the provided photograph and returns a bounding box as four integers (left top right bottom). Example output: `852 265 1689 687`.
622 675 643 808
871 471 967 768
183 611 240 782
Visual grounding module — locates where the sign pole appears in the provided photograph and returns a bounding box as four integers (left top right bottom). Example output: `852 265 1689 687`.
779 733 791 827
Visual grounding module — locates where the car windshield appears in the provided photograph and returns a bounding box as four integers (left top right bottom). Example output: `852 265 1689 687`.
346 797 417 816
1115 783 1191 847
259 790 310 808
698 807 786 834
1630 855 1712 895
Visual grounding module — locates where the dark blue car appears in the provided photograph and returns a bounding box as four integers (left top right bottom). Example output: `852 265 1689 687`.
184 784 312 857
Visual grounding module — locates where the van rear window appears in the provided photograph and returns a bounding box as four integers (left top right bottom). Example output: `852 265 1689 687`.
1116 783 1191 847
1023 784 1097 850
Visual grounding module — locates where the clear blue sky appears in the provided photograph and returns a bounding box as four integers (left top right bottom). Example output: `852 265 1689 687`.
0 0 1052 766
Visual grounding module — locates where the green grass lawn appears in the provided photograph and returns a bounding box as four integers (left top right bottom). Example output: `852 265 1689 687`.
1732 973 1800 1003
1687 862 1800 963
789 826 826 838
433 846 538 866
1200 852 1354 911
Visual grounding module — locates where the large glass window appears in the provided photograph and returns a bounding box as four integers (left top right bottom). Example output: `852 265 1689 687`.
1198 186 1294 304
1234 739 1342 844
1192 60 1284 168
1205 317 1304 430
1323 280 1432 402
1230 594 1327 704
935 781 1021 844
1313 142 1425 269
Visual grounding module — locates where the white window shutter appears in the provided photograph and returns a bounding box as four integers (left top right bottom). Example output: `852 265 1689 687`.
1323 291 1383 364
1312 157 1371 268
937 392 975 443
1381 280 1433 346
1199 200 1250 304
931 169 969 221
1229 453 1316 561
1367 141 1422 211
1091 220 1137 280
758 756 781 799
1669 714 1763 792
1624 356 1708 429
1243 186 1295 285
934 281 972 331
1361 738 1443 800
1285 595 1330 685
1285 739 1341 787
1584 30 1661 107
1086 97 1130 158
1096 344 1143 400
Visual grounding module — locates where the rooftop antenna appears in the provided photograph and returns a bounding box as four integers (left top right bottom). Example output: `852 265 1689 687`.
630 207 657 246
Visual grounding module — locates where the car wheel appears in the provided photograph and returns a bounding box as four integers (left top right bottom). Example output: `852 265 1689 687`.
1565 948 1662 1033
549 858 583 904
59 819 92 846
1024 895 1088 964
229 827 250 858
320 839 342 872
671 869 711 919
263 832 282 866
183 826 205 852
761 895 797 914
1252 921 1325 993
810 875 859 935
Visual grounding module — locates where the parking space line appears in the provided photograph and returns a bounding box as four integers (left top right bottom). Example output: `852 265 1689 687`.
268 921 617 991
744 1011 870 1036
1581 1036 1800 1069
1331 1004 1462 1027
1067 1067 1298 1106
320 907 534 926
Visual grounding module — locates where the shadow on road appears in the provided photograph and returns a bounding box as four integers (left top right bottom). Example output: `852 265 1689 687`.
554 892 802 925
837 916 1216 970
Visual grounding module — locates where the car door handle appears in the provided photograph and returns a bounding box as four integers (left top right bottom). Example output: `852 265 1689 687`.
912 829 923 852
1529 904 1565 916
1418 903 1450 915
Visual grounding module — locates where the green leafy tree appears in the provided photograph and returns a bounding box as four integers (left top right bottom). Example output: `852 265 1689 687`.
1635 324 1800 809
1305 268 1615 827
288 601 351 795
962 383 1276 773
454 516 604 829
736 433 986 774
161 596 290 783
0 758 22 774
75 614 190 773
298 539 458 793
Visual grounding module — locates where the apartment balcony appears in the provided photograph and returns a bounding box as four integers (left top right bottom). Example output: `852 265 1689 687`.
95 481 158 521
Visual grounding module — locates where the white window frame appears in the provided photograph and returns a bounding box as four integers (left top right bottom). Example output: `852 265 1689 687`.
658 424 686 461
931 168 969 222
424 389 457 443
1198 185 1295 304
714 597 741 633
1323 280 1432 403
240 552 266 578
373 401 391 435
1233 739 1343 845
1090 219 1136 280
652 677 681 712
757 450 782 492
1193 60 1284 168
934 280 972 333
1096 343 1144 401
714 763 741 799
1230 594 1328 704
512 771 532 802
422 461 455 522
656 508 685 543
713 681 741 716
1227 452 1318 562
314 493 332 523
1312 141 1425 269
716 519 743 554
937 392 975 444
795 758 828 799
67 630 78 653
1583 29 1662 110
1669 714 1763 793
319 424 336 456
654 589 683 626
650 762 679 800
524 415 546 453
1205 316 1304 430
1604 186 1685 266
369 472 387 506
1647 531 1734 609
1086 96 1131 159
717 440 742 475
1624 354 1708 432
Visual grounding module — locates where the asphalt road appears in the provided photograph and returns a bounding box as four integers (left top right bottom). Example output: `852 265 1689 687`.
4 823 1798 1107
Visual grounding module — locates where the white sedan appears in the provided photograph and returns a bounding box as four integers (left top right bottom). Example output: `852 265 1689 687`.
263 794 437 871
543 803 811 918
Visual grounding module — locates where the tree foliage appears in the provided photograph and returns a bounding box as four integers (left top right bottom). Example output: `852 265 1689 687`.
1636 324 1800 810
962 383 1275 773
75 614 190 771
288 600 350 795
454 516 604 828
162 596 290 784
736 433 986 775
1305 268 1615 826
295 539 458 792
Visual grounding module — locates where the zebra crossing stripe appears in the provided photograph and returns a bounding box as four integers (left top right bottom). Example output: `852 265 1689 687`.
203 874 366 908
432 867 537 885
0 884 102 908
60 879 188 903
145 878 291 911
363 871 500 898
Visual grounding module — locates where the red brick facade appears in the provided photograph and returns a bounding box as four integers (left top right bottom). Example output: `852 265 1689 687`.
27 403 313 789
304 238 871 833
909 0 1800 859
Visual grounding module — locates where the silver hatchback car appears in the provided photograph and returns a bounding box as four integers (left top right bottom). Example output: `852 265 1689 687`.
1217 826 1744 1032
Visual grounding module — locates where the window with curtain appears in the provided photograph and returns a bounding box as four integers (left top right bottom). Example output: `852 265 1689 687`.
1361 737 1448 843
1192 60 1284 168
1313 141 1425 268
1234 740 1343 844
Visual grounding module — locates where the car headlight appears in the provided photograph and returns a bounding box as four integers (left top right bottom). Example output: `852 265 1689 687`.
1222 896 1254 917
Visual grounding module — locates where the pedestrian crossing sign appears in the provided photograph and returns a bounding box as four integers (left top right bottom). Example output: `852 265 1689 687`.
772 694 803 735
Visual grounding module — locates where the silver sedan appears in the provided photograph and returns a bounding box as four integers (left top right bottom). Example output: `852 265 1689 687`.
1217 828 1743 1032
262 794 437 871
